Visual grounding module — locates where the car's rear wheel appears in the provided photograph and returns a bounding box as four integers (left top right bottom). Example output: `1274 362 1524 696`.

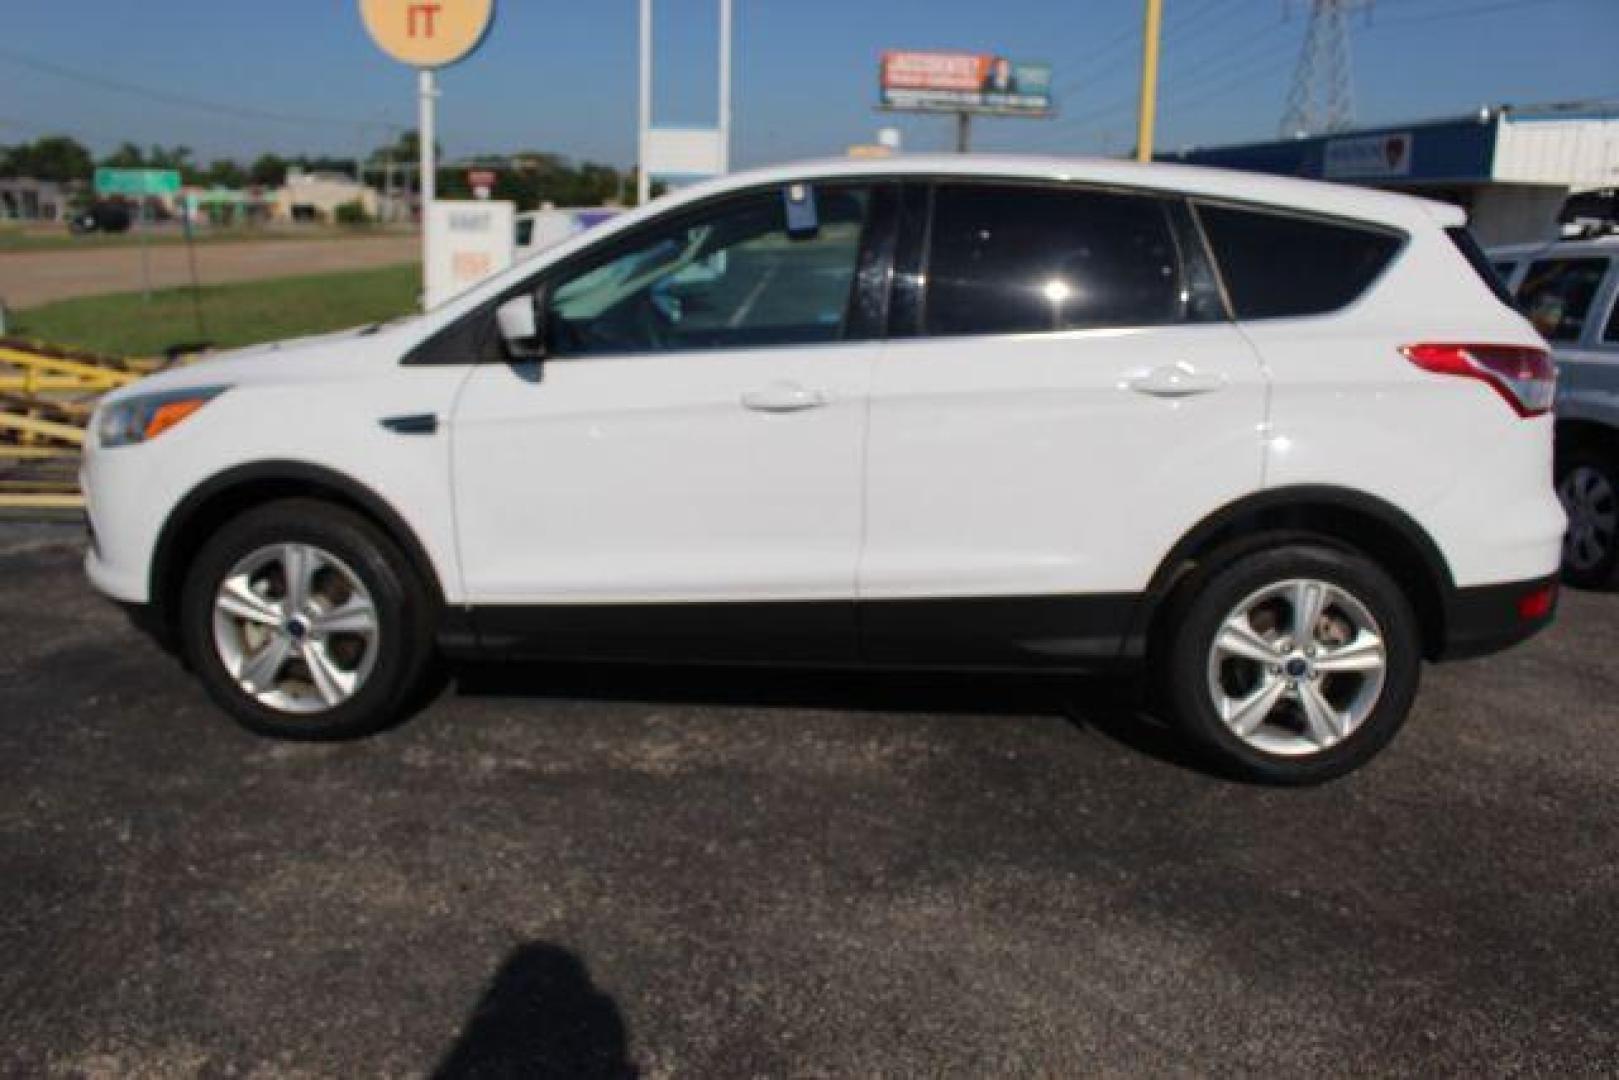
180 499 438 740
1556 448 1619 589
1159 544 1421 784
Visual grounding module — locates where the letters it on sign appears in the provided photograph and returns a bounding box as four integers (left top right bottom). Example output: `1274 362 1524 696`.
408 3 442 38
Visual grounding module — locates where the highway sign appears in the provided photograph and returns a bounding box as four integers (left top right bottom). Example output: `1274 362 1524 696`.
94 168 182 197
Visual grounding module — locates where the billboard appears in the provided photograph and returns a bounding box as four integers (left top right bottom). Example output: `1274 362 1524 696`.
880 51 1053 116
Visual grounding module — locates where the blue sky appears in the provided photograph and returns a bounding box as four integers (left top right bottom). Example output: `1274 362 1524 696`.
2 0 1615 168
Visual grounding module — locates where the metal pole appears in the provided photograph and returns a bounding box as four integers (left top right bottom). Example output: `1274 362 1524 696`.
638 0 653 205
718 0 732 174
1135 0 1164 162
138 200 153 302
955 112 972 153
182 195 207 340
418 68 437 309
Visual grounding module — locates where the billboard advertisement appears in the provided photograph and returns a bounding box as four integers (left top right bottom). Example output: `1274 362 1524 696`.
880 51 1053 116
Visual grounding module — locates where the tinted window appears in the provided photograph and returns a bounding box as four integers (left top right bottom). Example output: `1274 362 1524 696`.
1516 257 1610 343
1605 293 1619 345
1197 203 1402 319
924 184 1187 336
546 185 870 357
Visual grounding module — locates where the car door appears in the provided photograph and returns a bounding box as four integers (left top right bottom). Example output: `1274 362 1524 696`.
451 181 892 662
1516 255 1616 417
860 181 1268 666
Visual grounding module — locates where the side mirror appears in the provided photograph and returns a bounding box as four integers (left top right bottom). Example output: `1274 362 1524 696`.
495 294 546 361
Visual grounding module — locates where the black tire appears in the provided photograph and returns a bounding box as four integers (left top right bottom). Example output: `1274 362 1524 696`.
179 498 438 740
1158 544 1421 785
1555 447 1619 590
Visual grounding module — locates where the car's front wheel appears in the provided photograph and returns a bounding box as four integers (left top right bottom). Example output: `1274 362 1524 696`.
179 499 438 740
1159 544 1421 785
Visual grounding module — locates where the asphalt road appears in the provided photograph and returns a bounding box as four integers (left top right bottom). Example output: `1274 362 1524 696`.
2 523 1616 1076
0 234 418 307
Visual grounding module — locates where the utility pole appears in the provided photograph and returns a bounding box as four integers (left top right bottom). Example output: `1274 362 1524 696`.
1134 0 1164 162
1280 0 1374 138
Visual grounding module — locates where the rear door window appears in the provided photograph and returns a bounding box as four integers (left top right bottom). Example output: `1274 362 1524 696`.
923 183 1192 336
1195 203 1403 319
1516 257 1610 343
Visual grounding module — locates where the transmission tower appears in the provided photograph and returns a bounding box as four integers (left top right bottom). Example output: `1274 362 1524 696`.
1279 0 1373 139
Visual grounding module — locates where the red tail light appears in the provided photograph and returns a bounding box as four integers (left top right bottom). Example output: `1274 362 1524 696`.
1517 583 1556 621
1400 343 1555 417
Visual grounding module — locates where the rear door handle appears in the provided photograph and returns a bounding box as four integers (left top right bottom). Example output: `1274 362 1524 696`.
741 382 830 413
1125 362 1227 398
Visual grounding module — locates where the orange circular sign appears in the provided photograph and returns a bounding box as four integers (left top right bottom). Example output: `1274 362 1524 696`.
360 0 494 68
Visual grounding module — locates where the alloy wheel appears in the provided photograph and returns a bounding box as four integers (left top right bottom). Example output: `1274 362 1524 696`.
211 543 381 714
1205 578 1388 757
1559 464 1618 574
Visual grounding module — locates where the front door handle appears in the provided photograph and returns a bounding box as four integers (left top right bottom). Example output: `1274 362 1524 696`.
741 382 830 413
1125 362 1227 398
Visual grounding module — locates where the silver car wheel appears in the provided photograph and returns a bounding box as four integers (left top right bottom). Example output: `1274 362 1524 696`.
211 543 380 715
1205 578 1388 757
1558 464 1618 574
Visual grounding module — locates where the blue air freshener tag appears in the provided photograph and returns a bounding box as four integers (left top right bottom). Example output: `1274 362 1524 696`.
784 183 819 237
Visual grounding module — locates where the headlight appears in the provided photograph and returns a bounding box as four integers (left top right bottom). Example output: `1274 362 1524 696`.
97 386 230 448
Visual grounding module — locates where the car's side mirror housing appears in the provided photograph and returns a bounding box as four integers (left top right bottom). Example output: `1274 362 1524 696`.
495 294 546 361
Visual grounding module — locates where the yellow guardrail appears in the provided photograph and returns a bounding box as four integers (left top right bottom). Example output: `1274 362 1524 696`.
0 338 161 512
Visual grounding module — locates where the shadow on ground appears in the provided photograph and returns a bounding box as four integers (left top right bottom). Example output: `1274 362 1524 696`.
451 661 1216 777
434 942 636 1079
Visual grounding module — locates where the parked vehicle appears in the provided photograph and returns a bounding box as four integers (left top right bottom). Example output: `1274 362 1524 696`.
1491 236 1619 587
83 156 1563 783
68 201 133 235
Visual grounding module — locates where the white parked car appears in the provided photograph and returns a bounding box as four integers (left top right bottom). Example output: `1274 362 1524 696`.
83 156 1563 784
1489 236 1619 587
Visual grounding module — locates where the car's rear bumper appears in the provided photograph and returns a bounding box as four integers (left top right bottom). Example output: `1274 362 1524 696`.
1437 574 1559 661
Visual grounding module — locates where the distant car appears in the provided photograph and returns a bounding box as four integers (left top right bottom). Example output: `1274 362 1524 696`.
1491 236 1619 587
68 201 133 235
516 207 622 257
82 156 1562 784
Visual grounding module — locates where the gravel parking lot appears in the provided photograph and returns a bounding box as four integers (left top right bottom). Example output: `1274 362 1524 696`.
2 523 1616 1076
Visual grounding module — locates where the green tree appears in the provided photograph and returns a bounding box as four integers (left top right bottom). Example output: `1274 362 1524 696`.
371 129 441 167
2 135 94 181
205 159 248 188
101 142 147 168
249 154 289 187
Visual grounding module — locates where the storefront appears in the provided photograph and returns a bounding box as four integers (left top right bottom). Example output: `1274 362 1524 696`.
1170 103 1619 246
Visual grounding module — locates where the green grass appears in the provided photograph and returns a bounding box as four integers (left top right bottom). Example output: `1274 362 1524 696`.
12 264 421 356
0 225 400 253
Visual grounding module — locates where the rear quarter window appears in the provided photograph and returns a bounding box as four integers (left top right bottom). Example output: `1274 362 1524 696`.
1195 203 1403 320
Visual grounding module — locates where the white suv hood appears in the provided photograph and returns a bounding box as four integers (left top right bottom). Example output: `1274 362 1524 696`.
102 320 417 403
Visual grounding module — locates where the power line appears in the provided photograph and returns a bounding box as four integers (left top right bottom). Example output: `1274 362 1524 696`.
1036 17 1293 147
0 48 402 133
1372 0 1569 28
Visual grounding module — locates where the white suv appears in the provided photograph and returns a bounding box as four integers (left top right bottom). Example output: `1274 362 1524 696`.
83 156 1564 784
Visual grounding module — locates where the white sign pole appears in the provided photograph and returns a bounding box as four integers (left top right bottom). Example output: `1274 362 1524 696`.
418 68 439 309
718 0 733 174
638 0 653 206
